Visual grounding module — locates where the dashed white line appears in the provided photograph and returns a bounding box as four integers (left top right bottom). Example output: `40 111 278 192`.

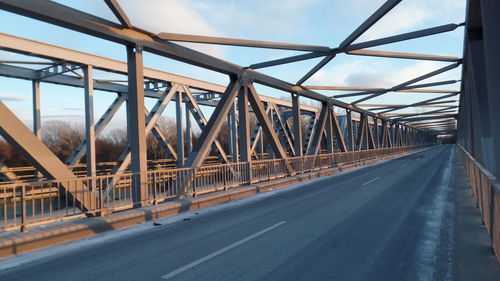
161 221 287 279
361 176 381 186
400 163 408 168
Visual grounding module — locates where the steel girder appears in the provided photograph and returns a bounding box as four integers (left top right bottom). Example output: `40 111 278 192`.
457 0 500 179
0 101 97 211
0 0 444 196
0 0 435 127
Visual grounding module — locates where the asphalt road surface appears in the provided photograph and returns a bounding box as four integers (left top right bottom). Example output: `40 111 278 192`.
0 146 460 281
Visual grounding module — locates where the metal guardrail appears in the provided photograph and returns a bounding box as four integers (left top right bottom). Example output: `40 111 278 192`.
0 146 422 232
458 145 500 263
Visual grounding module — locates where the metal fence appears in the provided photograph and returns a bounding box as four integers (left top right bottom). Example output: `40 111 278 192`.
0 146 422 232
458 145 500 263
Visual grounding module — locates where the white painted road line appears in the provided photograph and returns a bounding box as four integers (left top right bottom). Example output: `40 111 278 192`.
400 163 408 168
362 176 381 186
161 221 287 279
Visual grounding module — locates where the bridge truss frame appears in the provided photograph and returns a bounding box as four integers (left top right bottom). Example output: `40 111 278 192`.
0 0 463 212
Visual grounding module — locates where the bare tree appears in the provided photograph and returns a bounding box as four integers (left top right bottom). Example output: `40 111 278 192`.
42 120 84 161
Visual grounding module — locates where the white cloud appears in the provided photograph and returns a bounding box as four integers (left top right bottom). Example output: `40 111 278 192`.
119 0 226 58
344 0 465 42
308 58 459 90
359 3 430 41
391 61 460 85
192 0 321 39
0 93 26 102
345 72 392 88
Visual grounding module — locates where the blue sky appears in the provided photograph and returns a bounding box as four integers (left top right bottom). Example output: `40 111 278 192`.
0 0 465 133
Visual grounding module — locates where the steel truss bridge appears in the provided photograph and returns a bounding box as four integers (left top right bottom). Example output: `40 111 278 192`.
0 0 499 266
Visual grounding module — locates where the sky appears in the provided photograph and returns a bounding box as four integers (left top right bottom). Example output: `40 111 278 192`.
0 0 466 135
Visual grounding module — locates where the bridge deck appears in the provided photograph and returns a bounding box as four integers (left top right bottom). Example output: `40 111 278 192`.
0 145 498 280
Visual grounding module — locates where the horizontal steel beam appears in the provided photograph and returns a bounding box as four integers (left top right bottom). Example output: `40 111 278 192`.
378 93 460 114
249 23 463 70
344 23 464 51
156 32 330 52
248 52 324 70
339 0 402 49
400 114 457 122
0 1 436 134
352 62 461 104
346 49 460 62
331 80 459 98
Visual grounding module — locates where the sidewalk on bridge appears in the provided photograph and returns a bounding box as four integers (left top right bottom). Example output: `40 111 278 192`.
0 150 421 258
454 155 500 280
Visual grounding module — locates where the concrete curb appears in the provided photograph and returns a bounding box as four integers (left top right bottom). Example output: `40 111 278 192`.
0 151 419 258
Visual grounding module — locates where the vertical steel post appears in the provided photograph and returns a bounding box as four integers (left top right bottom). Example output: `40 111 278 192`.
292 93 303 157
185 101 192 155
227 105 234 161
257 130 264 155
21 185 27 232
126 45 148 207
238 86 251 163
229 102 238 162
381 120 387 148
346 110 354 151
176 91 185 167
268 105 275 158
32 79 41 178
325 107 334 153
83 65 96 178
32 80 41 139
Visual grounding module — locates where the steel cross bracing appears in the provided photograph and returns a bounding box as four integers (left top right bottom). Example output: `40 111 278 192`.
0 0 460 212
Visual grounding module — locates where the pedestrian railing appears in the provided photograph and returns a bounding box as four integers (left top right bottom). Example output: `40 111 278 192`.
0 145 424 232
458 144 500 263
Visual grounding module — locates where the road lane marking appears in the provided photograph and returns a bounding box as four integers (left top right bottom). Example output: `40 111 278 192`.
400 163 408 168
161 221 287 279
362 176 381 186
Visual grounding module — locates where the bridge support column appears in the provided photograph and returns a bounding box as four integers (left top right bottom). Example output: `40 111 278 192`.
176 90 185 167
238 86 251 181
185 100 192 155
292 93 303 157
346 110 354 151
325 107 334 154
32 80 41 139
478 0 500 178
32 79 41 177
126 45 148 207
83 65 96 178
374 118 380 149
228 102 238 162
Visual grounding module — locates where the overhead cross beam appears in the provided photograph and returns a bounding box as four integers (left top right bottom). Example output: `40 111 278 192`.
369 100 458 111
104 0 132 28
249 22 463 71
346 49 460 62
0 0 400 125
156 33 331 52
351 62 461 104
330 80 459 98
400 114 457 122
344 23 464 52
295 0 402 85
378 92 460 114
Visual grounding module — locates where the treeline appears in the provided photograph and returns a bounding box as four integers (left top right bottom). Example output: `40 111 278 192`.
0 118 195 167
0 114 312 168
